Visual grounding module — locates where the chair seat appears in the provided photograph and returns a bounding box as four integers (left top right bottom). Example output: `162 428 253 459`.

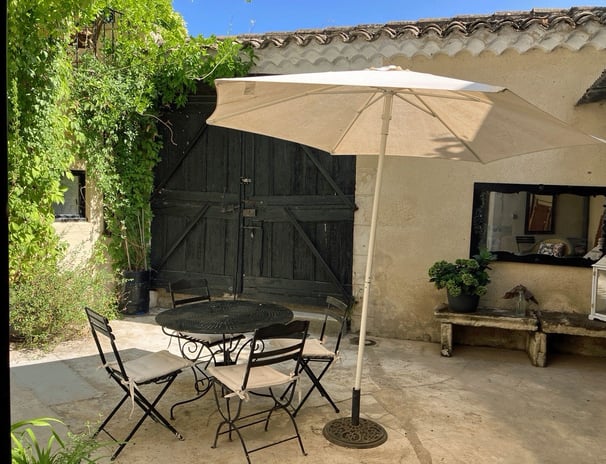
273 337 335 358
208 364 294 397
109 350 193 384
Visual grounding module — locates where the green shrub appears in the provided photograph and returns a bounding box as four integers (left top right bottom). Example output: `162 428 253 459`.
11 417 107 464
428 249 496 297
9 257 118 350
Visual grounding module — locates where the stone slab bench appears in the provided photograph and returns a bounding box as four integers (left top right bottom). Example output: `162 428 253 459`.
434 305 606 367
535 311 606 366
434 304 544 366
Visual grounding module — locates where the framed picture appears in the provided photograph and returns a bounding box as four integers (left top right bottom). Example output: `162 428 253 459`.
525 193 555 234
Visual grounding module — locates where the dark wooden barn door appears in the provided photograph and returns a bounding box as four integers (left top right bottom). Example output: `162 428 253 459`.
151 88 356 306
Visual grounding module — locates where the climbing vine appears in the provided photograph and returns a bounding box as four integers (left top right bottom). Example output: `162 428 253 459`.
8 0 253 344
8 0 253 281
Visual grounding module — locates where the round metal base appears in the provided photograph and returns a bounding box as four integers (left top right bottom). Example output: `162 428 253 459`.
323 417 388 449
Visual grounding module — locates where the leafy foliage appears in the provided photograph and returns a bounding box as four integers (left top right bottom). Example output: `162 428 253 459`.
8 0 253 345
70 2 254 271
11 417 107 464
9 248 117 349
428 249 496 297
7 0 86 283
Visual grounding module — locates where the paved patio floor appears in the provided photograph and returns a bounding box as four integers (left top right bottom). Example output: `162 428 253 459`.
9 306 606 464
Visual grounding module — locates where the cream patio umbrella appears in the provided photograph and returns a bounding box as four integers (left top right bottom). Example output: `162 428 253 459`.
206 65 604 447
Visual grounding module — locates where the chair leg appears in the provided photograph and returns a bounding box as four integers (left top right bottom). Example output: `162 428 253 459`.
169 361 213 419
274 393 307 457
94 394 130 439
292 360 339 416
211 382 306 462
99 374 184 460
211 383 251 461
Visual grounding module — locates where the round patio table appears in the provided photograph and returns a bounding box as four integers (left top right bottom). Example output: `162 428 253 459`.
155 299 293 334
155 299 294 418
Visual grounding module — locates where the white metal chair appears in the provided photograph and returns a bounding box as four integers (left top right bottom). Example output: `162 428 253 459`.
84 307 192 460
207 320 310 464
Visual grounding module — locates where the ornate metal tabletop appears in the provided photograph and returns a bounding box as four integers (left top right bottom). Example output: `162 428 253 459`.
155 299 293 334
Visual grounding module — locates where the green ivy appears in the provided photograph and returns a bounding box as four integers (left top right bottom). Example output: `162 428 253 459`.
8 0 253 280
8 0 253 345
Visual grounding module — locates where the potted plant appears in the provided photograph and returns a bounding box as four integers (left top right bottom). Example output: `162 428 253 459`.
428 249 496 312
118 208 152 315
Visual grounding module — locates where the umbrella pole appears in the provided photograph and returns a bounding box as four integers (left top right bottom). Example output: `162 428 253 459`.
352 140 386 423
323 93 392 448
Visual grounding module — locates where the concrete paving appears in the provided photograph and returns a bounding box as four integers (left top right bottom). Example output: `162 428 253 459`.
9 306 606 464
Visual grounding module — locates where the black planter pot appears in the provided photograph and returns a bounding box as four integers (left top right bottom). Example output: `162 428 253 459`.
447 291 480 313
120 270 150 315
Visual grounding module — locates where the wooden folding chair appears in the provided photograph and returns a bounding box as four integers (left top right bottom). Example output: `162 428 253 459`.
84 307 192 460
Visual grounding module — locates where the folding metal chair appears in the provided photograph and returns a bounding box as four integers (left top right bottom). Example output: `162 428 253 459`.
163 278 245 417
84 307 192 460
280 296 350 416
169 277 212 308
207 320 310 464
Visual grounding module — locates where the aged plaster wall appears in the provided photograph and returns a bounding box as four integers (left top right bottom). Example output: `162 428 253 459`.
248 21 606 343
352 46 606 342
52 177 104 269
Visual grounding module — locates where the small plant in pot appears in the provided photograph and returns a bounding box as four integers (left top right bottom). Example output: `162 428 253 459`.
428 249 496 312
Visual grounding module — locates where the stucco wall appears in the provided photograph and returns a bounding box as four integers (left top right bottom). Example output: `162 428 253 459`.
53 178 104 269
355 47 606 342
248 21 606 343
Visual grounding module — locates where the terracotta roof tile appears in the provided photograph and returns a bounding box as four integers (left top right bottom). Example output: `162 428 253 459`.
228 7 606 103
234 7 605 49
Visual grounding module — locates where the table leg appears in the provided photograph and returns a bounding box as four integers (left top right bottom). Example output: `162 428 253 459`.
168 338 216 419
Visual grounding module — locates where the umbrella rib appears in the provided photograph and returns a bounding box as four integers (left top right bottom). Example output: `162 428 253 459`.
399 88 493 103
210 85 338 122
411 93 485 163
393 90 492 116
329 92 384 153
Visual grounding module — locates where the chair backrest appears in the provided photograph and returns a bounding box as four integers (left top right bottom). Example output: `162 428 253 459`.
241 320 309 391
84 307 129 381
170 278 211 308
319 296 350 352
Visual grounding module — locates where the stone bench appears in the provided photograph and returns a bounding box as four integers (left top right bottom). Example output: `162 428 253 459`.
434 305 606 367
434 304 544 366
535 311 606 366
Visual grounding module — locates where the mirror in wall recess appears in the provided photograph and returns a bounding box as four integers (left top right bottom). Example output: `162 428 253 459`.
470 183 606 267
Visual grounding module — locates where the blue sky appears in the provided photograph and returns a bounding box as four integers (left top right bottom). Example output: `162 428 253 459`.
172 1 603 37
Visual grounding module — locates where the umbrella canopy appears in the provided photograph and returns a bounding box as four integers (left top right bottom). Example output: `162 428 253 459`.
208 66 602 162
207 66 603 443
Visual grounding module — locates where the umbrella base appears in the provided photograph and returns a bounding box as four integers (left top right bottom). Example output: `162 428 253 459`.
323 417 388 449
